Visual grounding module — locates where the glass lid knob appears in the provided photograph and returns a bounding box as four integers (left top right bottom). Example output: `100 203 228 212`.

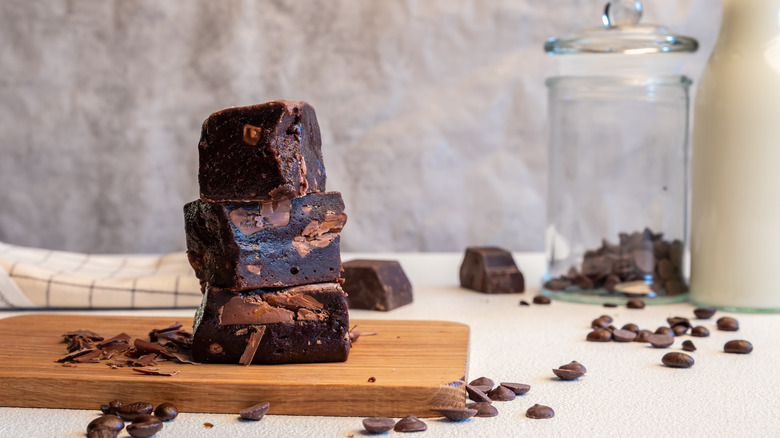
602 0 643 27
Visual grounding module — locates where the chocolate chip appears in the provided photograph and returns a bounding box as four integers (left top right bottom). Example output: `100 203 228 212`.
612 329 638 342
499 382 531 395
362 417 395 434
533 295 551 304
586 328 612 342
681 340 697 352
634 329 653 342
87 415 124 434
553 367 584 380
239 402 270 421
468 376 494 387
559 360 587 374
465 384 492 403
724 340 753 354
647 334 674 348
621 323 639 333
471 385 493 393
394 415 427 432
690 326 710 337
693 307 717 319
116 402 154 421
126 414 163 438
153 402 178 421
487 385 516 401
626 299 645 309
662 352 694 368
526 404 555 419
468 402 498 417
432 408 478 421
717 317 739 331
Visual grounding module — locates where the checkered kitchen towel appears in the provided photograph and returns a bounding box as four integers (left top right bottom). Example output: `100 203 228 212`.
0 241 202 309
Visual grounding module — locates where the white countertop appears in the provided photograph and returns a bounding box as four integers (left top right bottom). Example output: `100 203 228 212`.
1 253 779 437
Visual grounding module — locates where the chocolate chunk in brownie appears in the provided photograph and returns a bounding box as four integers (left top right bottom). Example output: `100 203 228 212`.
192 283 350 365
342 259 413 311
198 100 326 202
184 192 346 290
459 247 525 293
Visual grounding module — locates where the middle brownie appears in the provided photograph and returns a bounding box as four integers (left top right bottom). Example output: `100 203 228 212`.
184 191 347 290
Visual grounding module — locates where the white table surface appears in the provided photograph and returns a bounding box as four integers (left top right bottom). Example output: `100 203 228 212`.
1 253 779 437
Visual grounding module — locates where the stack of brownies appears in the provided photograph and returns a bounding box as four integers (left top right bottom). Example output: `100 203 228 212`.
183 100 351 365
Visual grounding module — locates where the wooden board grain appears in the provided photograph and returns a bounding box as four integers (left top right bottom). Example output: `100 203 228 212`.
0 314 469 417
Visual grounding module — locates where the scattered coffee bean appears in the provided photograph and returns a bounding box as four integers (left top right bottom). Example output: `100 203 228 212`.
362 417 395 434
621 323 639 333
586 328 612 342
487 385 516 401
87 427 118 438
152 402 178 421
662 352 694 368
591 317 611 329
533 295 551 305
468 402 499 417
465 384 492 403
468 376 494 387
499 382 531 395
116 402 154 421
647 334 674 348
612 329 638 342
126 414 163 438
690 326 710 337
693 307 717 319
681 340 696 352
394 415 427 432
717 317 739 331
239 402 270 421
519 300 530 306
87 415 124 434
100 400 122 415
603 303 618 308
626 299 645 309
432 408 478 421
526 404 555 419
672 325 689 336
667 317 691 328
724 340 753 354
559 361 587 374
655 326 674 337
634 329 653 342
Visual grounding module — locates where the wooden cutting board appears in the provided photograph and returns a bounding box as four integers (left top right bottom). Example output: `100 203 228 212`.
0 314 469 417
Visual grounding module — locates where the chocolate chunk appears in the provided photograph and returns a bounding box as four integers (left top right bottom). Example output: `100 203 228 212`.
465 384 492 403
394 415 427 432
487 385 516 401
185 192 346 290
724 340 753 354
533 295 551 304
690 326 710 337
239 402 270 421
499 382 530 395
526 404 555 419
342 259 413 311
693 307 717 319
681 340 697 352
431 408 478 421
586 328 612 342
459 247 525 293
647 334 674 348
362 417 395 434
238 326 267 366
468 402 499 417
198 101 326 202
662 352 694 368
717 317 739 331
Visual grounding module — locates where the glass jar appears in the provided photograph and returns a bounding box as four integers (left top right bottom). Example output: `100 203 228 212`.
542 1 698 304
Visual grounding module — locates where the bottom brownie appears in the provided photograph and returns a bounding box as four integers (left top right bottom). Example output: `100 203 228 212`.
192 282 350 365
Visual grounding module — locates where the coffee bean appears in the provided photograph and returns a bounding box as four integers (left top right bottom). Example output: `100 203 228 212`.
724 340 753 354
681 340 696 352
591 317 611 329
394 415 427 432
690 326 710 337
100 400 122 415
519 300 530 306
559 361 587 374
239 402 270 421
499 382 531 395
634 329 653 342
612 329 638 342
672 325 689 336
487 385 516 401
152 402 178 421
662 352 694 368
621 323 639 333
87 428 118 438
87 415 124 433
468 402 498 417
468 376 494 387
526 404 555 419
533 295 551 305
432 408 478 421
627 299 645 309
655 326 674 337
693 307 717 319
667 317 691 328
599 315 614 323
465 384 492 403
717 317 739 331
116 402 153 421
126 415 163 438
647 334 674 348
586 328 612 342
362 417 395 434
603 303 618 308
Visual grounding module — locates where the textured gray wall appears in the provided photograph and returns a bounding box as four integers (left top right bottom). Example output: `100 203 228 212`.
0 0 719 254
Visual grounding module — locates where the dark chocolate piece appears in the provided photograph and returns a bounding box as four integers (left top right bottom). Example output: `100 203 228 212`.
198 100 326 202
192 283 350 365
342 259 413 311
184 192 346 290
459 247 525 293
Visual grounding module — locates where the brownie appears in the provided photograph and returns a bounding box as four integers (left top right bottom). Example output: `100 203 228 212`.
184 192 346 290
192 283 350 365
459 247 525 293
342 259 413 311
198 100 326 202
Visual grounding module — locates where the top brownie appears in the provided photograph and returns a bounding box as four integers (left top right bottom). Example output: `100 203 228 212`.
198 100 327 202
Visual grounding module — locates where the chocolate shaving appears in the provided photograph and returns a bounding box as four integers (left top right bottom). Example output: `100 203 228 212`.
71 349 103 363
62 329 104 342
239 326 267 366
131 353 159 367
148 322 184 341
132 368 180 376
96 333 132 349
134 339 173 358
171 352 201 365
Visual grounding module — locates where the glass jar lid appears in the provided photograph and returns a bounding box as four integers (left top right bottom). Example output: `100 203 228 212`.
545 0 698 55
